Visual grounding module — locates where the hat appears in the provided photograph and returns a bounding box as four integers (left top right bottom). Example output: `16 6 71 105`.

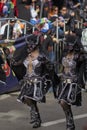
64 34 77 52
25 34 40 53
37 18 51 24
10 19 15 23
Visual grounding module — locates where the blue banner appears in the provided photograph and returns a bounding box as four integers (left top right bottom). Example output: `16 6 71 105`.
0 66 19 94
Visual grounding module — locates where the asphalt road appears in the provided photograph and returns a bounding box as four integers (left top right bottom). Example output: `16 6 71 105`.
0 91 87 130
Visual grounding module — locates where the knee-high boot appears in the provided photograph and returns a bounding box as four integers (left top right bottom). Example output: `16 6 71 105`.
32 111 41 128
63 106 75 130
30 103 41 128
30 108 36 124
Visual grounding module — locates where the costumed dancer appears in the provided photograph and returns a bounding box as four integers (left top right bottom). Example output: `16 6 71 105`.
81 28 87 90
0 49 6 85
56 34 86 130
17 34 59 128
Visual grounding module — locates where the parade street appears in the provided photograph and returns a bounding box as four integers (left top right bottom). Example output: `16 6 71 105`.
0 91 87 130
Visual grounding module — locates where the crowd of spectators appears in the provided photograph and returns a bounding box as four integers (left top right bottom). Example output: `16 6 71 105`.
0 0 85 34
0 0 87 62
0 0 87 37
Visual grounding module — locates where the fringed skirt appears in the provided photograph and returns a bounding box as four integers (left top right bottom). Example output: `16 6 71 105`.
17 75 52 103
57 81 82 106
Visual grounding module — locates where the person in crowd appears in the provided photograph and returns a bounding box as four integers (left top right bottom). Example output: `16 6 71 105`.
66 0 81 20
2 19 15 39
66 0 81 10
0 0 16 17
12 20 24 39
0 19 23 39
17 0 32 22
60 6 70 19
65 11 77 34
0 21 8 37
17 34 59 128
49 6 65 39
52 0 65 10
42 0 53 18
0 0 6 17
56 34 86 130
40 29 55 62
42 2 49 18
11 0 18 16
49 6 59 21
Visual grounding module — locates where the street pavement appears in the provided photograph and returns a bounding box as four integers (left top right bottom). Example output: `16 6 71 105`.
0 91 87 130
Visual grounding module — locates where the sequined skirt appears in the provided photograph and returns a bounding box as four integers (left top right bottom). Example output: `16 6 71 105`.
17 75 52 103
57 80 82 106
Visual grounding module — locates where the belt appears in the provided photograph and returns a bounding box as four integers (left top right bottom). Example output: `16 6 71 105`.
26 78 37 84
63 79 72 83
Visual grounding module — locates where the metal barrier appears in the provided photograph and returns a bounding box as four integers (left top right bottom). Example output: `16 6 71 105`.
0 17 37 41
0 18 83 41
52 18 83 41
54 39 65 73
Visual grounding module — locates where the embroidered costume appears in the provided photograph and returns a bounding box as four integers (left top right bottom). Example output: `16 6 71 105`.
57 34 85 130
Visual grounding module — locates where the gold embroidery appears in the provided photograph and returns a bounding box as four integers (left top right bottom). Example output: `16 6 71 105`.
27 50 39 74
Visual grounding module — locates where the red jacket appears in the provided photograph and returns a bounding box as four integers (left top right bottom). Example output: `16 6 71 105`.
11 0 16 6
0 2 4 15
11 0 18 17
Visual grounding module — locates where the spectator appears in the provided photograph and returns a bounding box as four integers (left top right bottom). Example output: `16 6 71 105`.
42 2 49 18
60 6 70 19
0 0 17 17
12 20 24 39
2 19 15 39
42 0 53 18
17 0 32 22
0 0 5 17
0 22 8 36
49 6 65 39
41 33 55 61
66 0 81 10
30 0 38 19
49 6 59 22
52 0 65 10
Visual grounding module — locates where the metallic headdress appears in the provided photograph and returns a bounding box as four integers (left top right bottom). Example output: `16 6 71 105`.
25 34 40 53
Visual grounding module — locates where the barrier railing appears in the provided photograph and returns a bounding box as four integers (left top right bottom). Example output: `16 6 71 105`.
0 18 37 41
54 39 65 73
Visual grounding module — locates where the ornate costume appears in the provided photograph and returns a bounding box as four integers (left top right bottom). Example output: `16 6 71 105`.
57 52 84 106
17 53 54 103
57 34 86 130
0 55 6 84
16 34 59 128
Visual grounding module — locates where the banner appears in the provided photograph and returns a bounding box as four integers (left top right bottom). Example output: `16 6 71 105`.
0 64 19 95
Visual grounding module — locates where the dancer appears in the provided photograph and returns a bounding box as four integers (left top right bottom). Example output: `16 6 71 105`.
56 34 86 130
17 34 59 128
0 53 6 84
